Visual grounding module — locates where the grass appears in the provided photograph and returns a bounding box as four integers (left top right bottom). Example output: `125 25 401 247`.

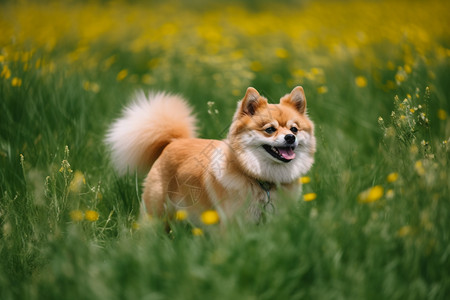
1 0 450 299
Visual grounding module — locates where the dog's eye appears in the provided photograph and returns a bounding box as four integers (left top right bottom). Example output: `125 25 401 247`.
265 127 276 134
290 127 298 133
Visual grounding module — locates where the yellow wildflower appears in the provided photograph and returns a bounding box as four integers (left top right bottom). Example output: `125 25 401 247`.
437 109 447 120
70 210 84 222
83 81 100 93
250 61 263 72
175 210 188 221
386 189 395 199
303 193 317 202
11 77 22 87
200 210 220 225
395 72 406 84
299 176 311 184
355 76 367 88
275 48 289 59
116 69 128 81
397 225 412 237
404 64 412 74
317 86 328 94
69 170 86 193
358 185 384 203
386 61 396 70
85 210 99 222
142 74 154 85
1 65 11 79
132 221 140 230
386 172 399 183
414 160 425 176
410 145 419 155
192 228 204 236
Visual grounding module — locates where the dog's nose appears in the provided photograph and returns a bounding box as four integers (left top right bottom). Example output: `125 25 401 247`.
284 134 296 144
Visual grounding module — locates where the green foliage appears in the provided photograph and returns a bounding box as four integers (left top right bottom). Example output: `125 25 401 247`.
1 0 450 299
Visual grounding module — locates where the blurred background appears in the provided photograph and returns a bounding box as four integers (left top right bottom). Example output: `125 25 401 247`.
1 0 449 299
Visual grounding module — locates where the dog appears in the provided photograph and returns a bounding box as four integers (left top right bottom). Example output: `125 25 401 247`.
106 86 316 223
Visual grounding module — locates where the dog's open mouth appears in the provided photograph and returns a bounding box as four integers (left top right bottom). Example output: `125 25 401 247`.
262 145 296 163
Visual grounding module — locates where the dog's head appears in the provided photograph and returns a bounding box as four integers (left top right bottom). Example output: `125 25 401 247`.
228 86 316 183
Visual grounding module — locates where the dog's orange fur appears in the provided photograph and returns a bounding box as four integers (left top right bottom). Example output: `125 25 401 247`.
106 87 316 222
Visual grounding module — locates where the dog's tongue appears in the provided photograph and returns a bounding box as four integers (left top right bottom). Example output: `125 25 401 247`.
278 147 296 160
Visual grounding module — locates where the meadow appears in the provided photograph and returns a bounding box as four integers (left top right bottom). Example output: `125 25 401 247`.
1 0 449 299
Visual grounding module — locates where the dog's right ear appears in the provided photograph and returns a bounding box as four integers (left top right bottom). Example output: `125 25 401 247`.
240 87 266 116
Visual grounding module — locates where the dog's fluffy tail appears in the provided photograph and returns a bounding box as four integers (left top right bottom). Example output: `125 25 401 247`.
106 91 197 175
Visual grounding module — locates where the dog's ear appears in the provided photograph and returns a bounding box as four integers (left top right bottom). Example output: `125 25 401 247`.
281 86 307 114
240 87 266 116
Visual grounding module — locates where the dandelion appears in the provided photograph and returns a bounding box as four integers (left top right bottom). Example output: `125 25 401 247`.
397 225 412 237
355 76 367 88
250 61 263 72
132 221 140 230
1 65 11 79
142 74 154 85
303 193 317 202
317 86 328 94
386 189 395 199
395 70 406 84
11 77 22 87
175 210 188 221
386 172 399 183
70 210 84 222
299 176 311 184
437 109 447 120
85 210 99 222
200 210 220 225
386 61 395 70
310 68 322 76
404 64 412 74
385 80 396 90
293 69 306 78
69 170 86 193
275 48 289 59
232 89 241 96
358 185 384 203
83 81 100 93
414 160 425 176
116 69 128 81
192 227 204 236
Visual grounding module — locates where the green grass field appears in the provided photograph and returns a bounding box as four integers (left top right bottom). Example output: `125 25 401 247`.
1 0 449 299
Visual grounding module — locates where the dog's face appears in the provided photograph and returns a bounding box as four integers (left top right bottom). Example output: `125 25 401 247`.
228 86 316 183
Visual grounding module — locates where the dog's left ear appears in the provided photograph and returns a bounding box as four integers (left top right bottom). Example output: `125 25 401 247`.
281 86 307 114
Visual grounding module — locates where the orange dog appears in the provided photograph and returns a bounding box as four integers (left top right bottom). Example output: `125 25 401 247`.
106 87 316 222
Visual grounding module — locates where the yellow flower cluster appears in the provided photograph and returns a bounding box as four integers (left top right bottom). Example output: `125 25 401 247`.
358 185 384 203
173 209 220 236
0 0 448 92
70 209 99 222
298 176 317 202
358 172 401 203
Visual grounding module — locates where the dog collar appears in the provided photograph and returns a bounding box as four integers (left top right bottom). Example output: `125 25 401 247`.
257 180 275 210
